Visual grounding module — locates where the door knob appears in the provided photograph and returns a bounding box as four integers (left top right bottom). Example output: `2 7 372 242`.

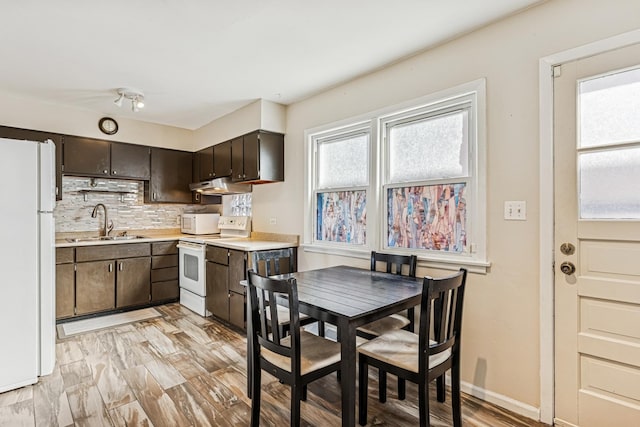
560 262 576 275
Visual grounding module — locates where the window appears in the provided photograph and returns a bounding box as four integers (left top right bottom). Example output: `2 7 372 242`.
305 79 487 271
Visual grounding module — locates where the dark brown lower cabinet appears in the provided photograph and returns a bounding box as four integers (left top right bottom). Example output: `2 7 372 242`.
75 260 116 316
206 247 246 330
151 241 179 303
116 257 151 308
55 263 75 319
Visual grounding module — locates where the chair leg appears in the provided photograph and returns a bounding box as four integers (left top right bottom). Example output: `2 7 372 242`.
436 374 446 402
291 384 302 427
398 377 406 400
250 366 261 427
418 380 429 427
302 385 308 401
318 320 325 337
407 307 415 332
378 368 387 403
358 357 369 426
451 364 462 427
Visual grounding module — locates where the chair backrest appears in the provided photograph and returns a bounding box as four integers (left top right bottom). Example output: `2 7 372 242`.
247 269 301 372
370 251 417 278
418 268 467 373
252 248 296 276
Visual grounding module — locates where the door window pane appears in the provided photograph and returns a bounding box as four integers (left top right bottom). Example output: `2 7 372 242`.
579 67 640 148
579 147 640 219
389 111 468 183
316 191 366 244
317 133 369 188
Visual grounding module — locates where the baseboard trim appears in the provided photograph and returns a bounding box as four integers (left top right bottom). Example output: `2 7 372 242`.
454 378 541 422
553 418 578 427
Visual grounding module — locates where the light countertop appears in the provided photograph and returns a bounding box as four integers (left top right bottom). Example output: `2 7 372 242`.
56 229 298 251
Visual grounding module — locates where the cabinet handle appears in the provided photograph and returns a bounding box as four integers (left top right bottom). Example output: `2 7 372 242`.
238 174 242 178
153 192 157 200
195 193 201 201
103 169 108 174
119 262 123 271
108 263 113 272
112 170 117 175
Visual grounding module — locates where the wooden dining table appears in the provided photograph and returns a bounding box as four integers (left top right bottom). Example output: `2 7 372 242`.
246 265 423 427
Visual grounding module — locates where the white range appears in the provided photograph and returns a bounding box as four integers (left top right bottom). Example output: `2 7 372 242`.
177 216 251 316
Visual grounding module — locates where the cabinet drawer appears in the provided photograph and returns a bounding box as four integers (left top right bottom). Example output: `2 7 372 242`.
151 266 178 283
56 247 74 264
76 243 151 262
152 280 179 302
206 246 228 264
152 254 178 269
152 241 178 255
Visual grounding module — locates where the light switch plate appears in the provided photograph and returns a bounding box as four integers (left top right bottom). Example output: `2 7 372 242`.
504 201 526 220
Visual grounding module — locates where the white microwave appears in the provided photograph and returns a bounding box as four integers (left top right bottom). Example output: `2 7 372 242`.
181 213 220 235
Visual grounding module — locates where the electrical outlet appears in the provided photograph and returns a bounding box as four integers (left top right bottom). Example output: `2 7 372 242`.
269 217 277 225
504 201 526 220
176 214 181 225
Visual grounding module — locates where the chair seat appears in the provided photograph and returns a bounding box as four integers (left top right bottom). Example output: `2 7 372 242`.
265 305 311 325
357 314 410 337
261 330 341 375
357 329 451 373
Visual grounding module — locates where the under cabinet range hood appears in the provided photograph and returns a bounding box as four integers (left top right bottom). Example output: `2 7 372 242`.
190 177 252 195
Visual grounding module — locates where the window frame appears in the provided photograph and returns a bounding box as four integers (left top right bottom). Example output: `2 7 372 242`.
303 79 488 272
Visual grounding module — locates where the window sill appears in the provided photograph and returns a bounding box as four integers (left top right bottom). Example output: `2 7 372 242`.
301 243 490 274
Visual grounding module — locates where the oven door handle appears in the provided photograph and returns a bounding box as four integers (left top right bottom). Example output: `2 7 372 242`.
177 242 206 252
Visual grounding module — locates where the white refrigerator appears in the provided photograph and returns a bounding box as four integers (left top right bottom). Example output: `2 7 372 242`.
0 137 56 393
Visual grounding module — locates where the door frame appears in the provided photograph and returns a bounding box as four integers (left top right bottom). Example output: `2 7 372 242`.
538 28 640 425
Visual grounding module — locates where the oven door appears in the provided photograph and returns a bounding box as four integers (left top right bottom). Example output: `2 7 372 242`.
177 241 206 296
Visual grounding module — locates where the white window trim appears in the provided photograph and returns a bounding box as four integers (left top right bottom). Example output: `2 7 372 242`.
303 78 489 273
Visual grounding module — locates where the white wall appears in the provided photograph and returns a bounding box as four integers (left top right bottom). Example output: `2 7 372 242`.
253 0 640 416
0 90 192 149
192 99 286 151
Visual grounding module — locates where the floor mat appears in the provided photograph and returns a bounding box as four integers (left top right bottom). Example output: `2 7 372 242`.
57 307 161 339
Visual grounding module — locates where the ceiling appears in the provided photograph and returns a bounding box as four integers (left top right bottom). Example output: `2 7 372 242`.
1 1 544 130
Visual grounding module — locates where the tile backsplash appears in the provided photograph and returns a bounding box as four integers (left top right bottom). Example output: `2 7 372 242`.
54 177 196 233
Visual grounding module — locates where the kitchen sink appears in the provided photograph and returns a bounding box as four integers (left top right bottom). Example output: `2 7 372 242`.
65 235 147 243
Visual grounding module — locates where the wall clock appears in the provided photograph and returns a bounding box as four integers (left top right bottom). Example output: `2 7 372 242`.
98 117 119 135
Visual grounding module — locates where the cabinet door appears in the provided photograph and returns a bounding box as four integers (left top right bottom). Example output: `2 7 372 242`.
63 135 111 177
206 261 229 321
56 263 75 319
111 142 150 180
229 291 245 330
0 126 63 200
76 260 115 315
228 250 246 293
116 257 151 308
213 140 232 178
231 136 244 182
198 146 214 181
242 131 260 181
146 147 193 203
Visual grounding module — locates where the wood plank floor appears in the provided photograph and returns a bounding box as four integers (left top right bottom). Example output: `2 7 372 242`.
0 303 548 426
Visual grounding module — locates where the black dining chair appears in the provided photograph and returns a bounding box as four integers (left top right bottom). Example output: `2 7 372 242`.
358 268 468 427
357 251 417 401
247 270 342 427
251 249 319 337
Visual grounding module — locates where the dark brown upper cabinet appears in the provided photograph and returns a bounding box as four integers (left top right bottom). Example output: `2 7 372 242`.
197 146 214 181
110 142 150 180
213 140 232 178
64 136 151 180
231 130 284 183
63 135 111 177
0 125 63 200
144 147 193 203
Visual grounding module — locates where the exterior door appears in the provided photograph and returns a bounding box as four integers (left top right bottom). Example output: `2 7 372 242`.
554 44 640 426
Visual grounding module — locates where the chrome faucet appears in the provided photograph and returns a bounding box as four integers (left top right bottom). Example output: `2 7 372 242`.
91 203 114 237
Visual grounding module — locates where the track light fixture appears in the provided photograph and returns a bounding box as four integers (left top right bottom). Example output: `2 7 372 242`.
114 88 145 112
